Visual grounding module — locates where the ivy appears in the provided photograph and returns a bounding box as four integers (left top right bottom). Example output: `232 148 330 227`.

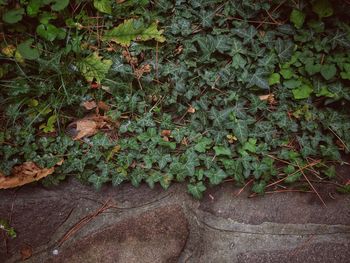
0 0 349 198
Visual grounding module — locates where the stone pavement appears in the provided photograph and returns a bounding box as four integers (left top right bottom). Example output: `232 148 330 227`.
0 172 349 263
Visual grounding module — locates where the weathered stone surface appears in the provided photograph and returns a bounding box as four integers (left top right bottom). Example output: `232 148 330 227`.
1 170 349 263
45 205 188 263
237 242 350 263
199 183 350 225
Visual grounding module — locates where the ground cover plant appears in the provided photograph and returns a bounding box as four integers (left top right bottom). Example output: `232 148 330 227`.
0 0 350 199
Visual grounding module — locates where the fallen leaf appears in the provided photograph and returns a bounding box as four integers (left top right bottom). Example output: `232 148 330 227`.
97 101 110 111
161 130 172 136
0 162 55 189
20 244 32 260
66 115 108 140
187 106 195 113
81 100 97 110
259 94 272 101
259 94 276 105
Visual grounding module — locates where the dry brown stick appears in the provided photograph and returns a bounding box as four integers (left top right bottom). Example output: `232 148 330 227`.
266 159 321 189
257 0 286 29
235 179 254 197
56 199 114 247
296 162 327 208
249 189 314 198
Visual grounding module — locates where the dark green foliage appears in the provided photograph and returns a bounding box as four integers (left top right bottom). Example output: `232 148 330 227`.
0 0 349 198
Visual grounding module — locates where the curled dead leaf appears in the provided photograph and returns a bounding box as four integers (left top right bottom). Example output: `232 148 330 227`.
187 106 195 113
0 162 55 189
97 101 110 111
66 115 108 140
161 130 172 137
20 244 33 261
81 100 97 110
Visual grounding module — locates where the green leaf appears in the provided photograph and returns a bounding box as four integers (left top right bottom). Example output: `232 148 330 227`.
213 146 232 156
194 137 212 153
36 24 66 41
252 181 266 194
284 171 302 183
290 9 305 29
320 64 337 80
206 169 227 185
312 0 333 18
268 73 280 85
340 64 350 80
94 0 112 14
103 19 165 46
17 39 40 60
77 52 112 83
27 0 43 16
187 182 206 199
242 138 257 153
247 69 269 90
280 68 293 79
275 39 294 63
305 61 321 75
230 120 248 143
88 174 109 190
323 165 336 178
2 8 25 24
49 0 69 11
292 84 313 99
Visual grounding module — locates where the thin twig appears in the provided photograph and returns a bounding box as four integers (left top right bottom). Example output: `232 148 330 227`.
56 199 114 247
235 179 253 197
296 162 327 208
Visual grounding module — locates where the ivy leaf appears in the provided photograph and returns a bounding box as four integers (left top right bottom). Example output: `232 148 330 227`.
206 169 227 185
157 154 172 169
49 0 69 11
242 138 257 153
194 137 212 153
2 8 24 24
103 19 165 46
252 180 266 194
36 24 66 41
290 9 305 29
213 146 232 156
268 73 280 85
320 64 337 80
247 69 269 90
88 174 109 190
232 25 257 44
280 68 294 79
77 52 112 83
292 84 313 99
230 120 248 143
94 0 112 14
187 182 206 199
312 0 333 18
305 61 321 75
17 39 40 60
275 39 294 63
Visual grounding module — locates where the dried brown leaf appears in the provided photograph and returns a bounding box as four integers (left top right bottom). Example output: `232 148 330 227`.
187 106 195 113
20 245 32 261
81 100 97 110
97 101 110 111
161 130 172 136
0 162 55 189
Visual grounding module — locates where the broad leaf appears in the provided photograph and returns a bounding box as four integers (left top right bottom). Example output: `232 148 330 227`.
103 19 165 46
77 52 112 83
